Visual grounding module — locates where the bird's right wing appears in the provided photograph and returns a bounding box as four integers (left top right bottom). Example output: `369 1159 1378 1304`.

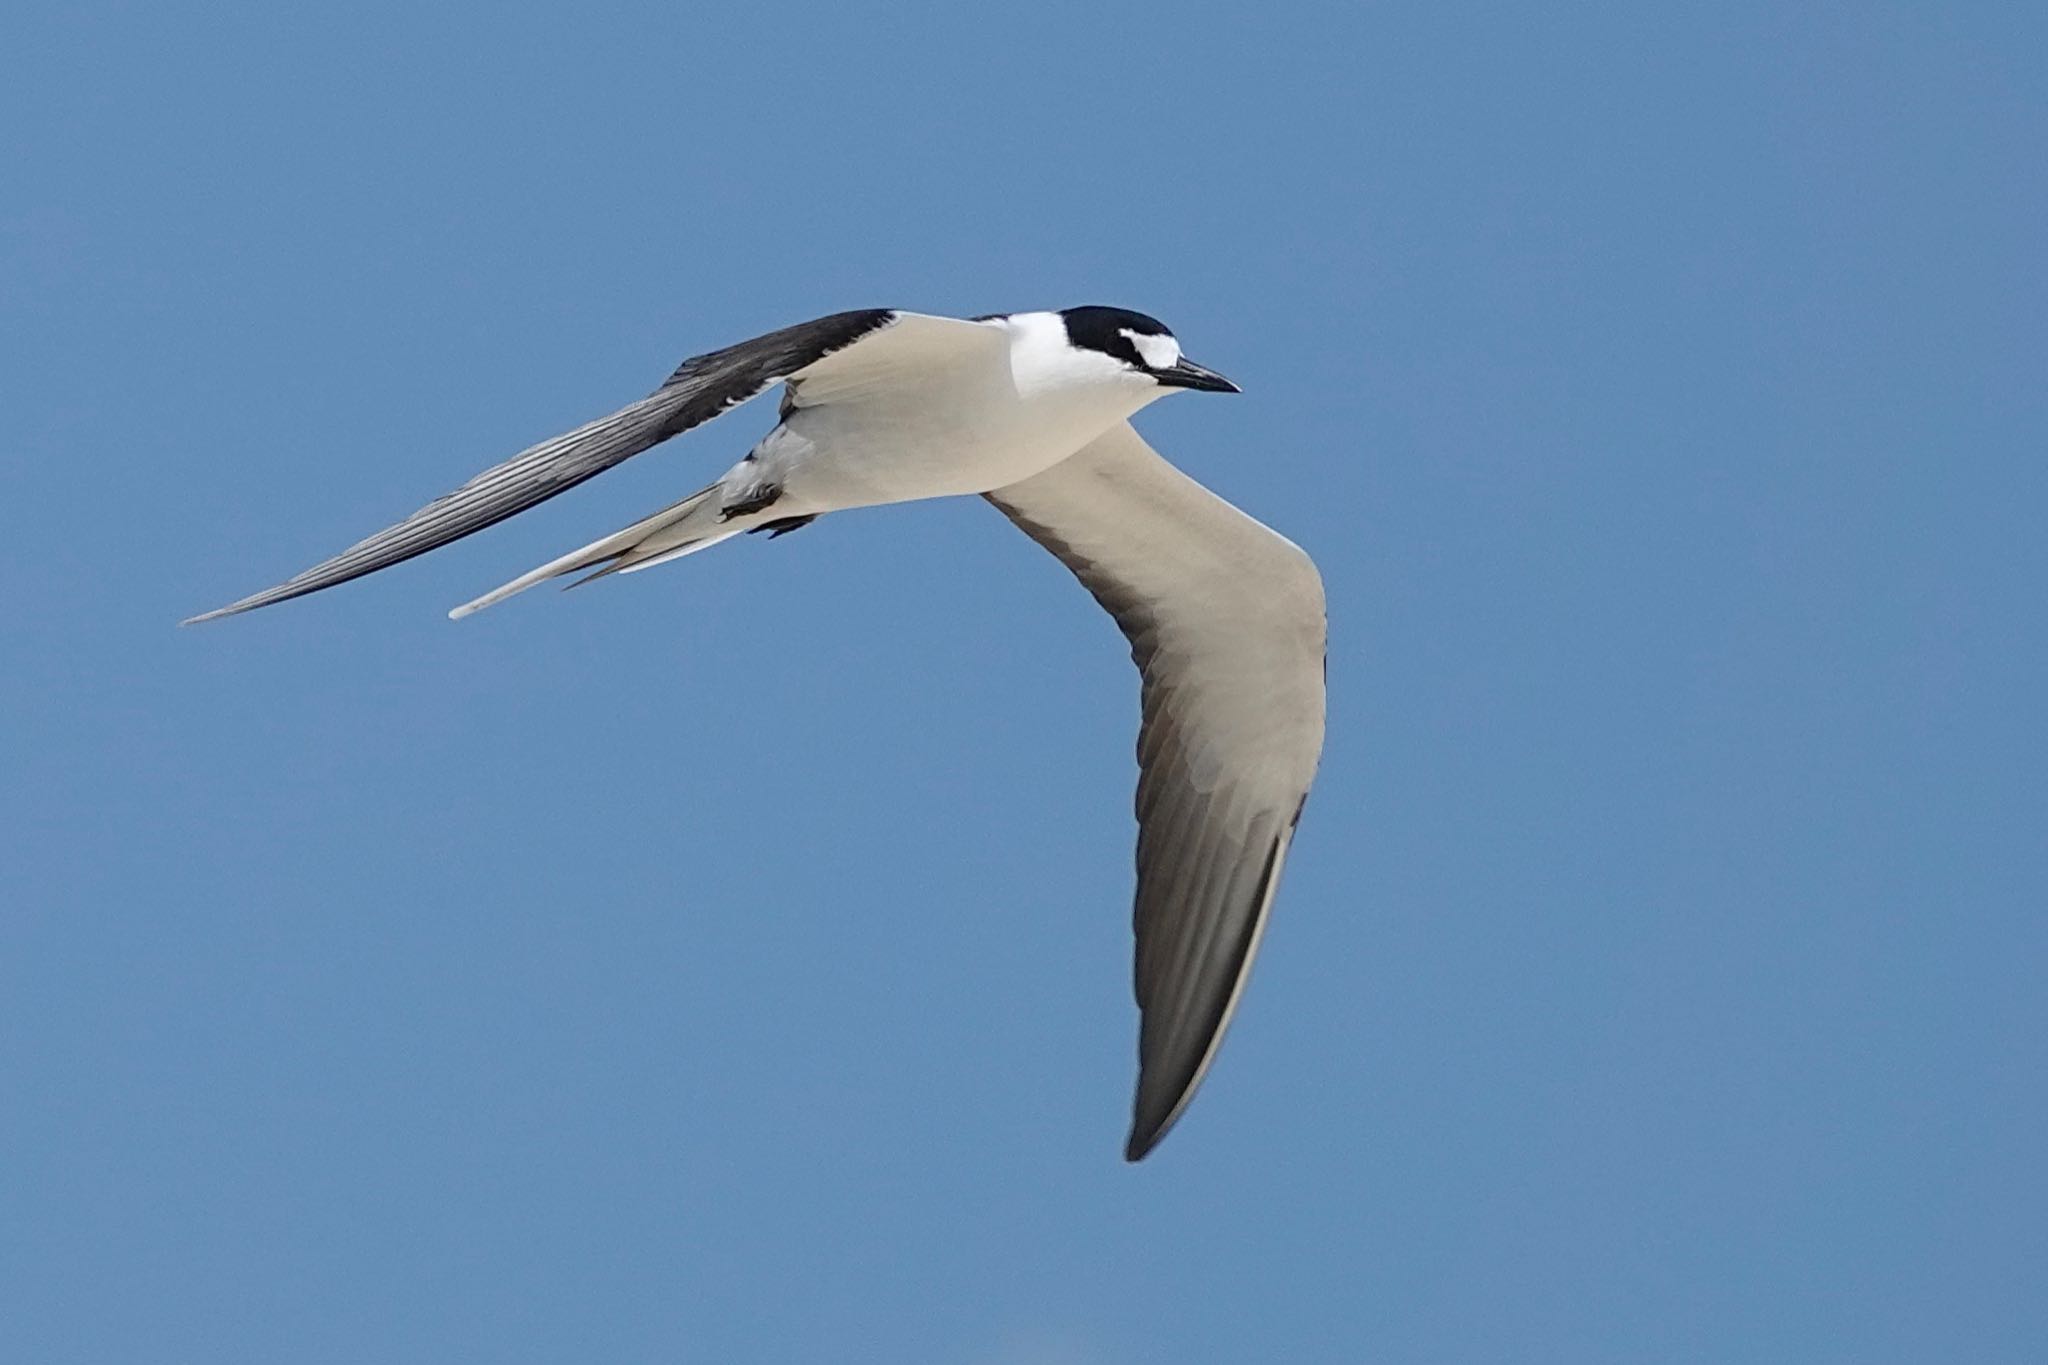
986 421 1327 1160
185 310 998 623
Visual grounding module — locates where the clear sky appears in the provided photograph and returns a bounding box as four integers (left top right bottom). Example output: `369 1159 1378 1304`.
4 3 2044 1361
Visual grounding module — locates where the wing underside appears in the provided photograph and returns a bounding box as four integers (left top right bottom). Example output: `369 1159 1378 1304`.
986 422 1327 1159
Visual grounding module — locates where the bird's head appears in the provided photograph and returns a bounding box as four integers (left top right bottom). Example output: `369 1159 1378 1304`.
1057 306 1241 395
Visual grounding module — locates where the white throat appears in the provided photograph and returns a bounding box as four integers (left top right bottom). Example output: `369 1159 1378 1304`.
999 312 1157 406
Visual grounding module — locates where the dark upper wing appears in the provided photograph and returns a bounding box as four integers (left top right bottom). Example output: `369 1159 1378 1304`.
986 422 1327 1160
184 308 900 623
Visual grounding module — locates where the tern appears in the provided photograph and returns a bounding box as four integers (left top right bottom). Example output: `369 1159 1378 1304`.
188 306 1327 1160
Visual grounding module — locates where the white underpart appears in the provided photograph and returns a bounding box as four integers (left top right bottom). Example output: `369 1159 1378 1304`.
1124 329 1182 371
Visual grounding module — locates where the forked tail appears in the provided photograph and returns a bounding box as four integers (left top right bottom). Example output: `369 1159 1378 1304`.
449 483 744 618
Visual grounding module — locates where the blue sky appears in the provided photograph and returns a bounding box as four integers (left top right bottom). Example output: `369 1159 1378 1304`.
4 2 2044 1360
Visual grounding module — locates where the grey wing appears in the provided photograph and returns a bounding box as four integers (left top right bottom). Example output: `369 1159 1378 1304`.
184 308 907 623
986 422 1327 1160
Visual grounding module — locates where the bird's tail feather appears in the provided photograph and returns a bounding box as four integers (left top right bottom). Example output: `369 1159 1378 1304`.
449 483 740 619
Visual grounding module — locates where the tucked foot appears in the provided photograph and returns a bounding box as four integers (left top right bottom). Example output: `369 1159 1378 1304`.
750 515 817 538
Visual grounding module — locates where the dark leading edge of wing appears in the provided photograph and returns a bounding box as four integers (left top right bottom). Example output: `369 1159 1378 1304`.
183 309 897 624
987 423 1327 1161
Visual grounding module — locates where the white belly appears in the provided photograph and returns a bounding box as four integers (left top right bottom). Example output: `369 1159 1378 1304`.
754 380 1154 514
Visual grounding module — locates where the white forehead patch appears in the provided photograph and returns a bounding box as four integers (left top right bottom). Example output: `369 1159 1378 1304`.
1122 328 1181 371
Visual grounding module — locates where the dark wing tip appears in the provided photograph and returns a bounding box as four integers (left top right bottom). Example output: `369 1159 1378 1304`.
1122 1050 1206 1162
179 551 412 625
181 587 294 626
1122 831 1292 1164
1124 1116 1171 1163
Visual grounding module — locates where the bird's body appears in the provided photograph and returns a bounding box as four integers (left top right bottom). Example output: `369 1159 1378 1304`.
450 311 1214 613
190 304 1325 1160
766 311 1156 501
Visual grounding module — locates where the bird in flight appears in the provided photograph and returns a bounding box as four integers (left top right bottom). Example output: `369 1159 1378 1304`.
188 306 1327 1159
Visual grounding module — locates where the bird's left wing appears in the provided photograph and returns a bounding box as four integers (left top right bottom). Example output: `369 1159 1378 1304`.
986 422 1327 1160
186 309 992 623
